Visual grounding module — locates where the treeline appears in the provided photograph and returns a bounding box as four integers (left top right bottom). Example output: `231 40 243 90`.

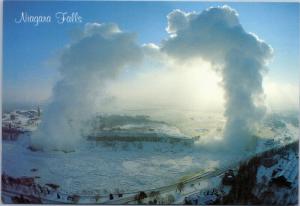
87 135 193 145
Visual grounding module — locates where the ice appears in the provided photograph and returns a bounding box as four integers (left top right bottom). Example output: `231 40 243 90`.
2 109 298 199
2 132 240 195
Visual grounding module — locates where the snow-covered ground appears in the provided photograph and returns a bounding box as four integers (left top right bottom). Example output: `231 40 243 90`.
182 141 298 205
2 110 41 132
254 145 298 204
3 133 236 195
2 109 299 203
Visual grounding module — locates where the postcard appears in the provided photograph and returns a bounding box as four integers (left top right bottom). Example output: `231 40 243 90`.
2 1 299 205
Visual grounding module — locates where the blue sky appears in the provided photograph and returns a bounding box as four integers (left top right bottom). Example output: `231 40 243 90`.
3 1 299 108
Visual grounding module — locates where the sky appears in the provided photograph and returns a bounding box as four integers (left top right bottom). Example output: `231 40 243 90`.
3 1 299 111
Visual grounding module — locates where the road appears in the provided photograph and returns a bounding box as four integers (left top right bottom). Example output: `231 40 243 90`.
102 145 286 204
102 162 241 204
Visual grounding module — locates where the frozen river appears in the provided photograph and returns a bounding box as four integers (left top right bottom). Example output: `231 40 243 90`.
2 111 298 195
2 134 239 195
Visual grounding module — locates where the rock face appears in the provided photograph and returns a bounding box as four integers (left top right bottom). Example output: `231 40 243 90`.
221 141 298 205
262 158 278 168
269 176 292 188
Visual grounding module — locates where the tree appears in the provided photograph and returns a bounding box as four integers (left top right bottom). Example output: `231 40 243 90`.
177 182 185 193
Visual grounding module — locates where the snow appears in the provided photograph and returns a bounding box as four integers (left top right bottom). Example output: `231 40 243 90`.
176 176 223 205
2 133 240 195
2 110 40 132
256 148 298 184
2 109 298 204
254 144 298 205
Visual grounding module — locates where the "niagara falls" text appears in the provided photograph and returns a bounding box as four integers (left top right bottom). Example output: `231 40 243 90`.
15 12 83 26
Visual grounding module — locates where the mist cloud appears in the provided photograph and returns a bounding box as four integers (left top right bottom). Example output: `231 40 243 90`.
162 6 273 150
31 6 279 152
31 23 143 151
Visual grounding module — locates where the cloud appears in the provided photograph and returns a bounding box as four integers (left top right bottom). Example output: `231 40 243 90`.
31 6 294 153
31 23 143 151
161 5 273 150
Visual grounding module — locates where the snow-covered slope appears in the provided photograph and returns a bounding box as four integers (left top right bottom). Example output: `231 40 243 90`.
198 141 299 205
253 142 298 205
2 109 41 133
